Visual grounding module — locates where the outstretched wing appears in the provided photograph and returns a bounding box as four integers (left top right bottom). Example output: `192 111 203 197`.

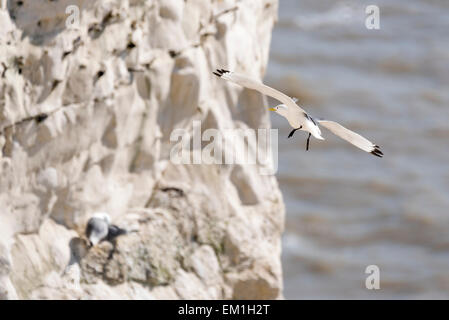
213 69 305 113
317 120 383 157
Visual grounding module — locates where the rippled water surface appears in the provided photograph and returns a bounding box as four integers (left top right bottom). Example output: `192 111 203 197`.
267 0 449 299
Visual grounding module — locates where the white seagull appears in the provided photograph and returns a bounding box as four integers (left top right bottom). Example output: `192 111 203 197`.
213 69 383 157
85 212 127 247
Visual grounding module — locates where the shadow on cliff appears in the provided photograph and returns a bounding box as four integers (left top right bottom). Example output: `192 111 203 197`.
7 0 92 45
66 237 89 269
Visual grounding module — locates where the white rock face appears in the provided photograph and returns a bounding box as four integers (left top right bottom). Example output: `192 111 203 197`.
0 0 284 299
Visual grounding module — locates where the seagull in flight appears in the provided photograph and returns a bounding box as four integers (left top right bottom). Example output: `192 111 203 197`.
213 69 383 157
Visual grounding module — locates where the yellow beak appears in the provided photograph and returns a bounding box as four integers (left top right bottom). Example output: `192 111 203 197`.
268 108 276 111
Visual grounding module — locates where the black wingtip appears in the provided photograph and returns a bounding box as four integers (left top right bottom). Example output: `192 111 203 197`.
107 225 128 241
371 146 384 158
213 69 230 77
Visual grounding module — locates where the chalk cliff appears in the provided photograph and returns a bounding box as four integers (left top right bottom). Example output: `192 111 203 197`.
0 0 284 299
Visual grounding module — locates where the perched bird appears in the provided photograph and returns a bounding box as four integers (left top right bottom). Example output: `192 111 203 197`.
85 212 127 247
213 69 383 157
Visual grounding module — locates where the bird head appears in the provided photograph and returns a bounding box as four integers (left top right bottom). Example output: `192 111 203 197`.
86 212 111 247
88 235 101 247
269 104 288 116
92 212 111 224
